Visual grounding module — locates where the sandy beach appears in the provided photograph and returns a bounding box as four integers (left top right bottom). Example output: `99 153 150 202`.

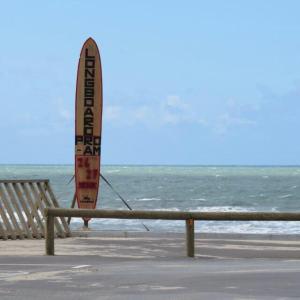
1 232 300 299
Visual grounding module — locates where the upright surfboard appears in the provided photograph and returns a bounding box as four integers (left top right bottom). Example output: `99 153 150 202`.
75 38 102 223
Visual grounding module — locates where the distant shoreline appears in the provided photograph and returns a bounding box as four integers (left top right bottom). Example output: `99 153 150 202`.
1 164 300 167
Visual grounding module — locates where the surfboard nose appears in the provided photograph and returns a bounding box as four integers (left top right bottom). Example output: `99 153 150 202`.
84 37 96 45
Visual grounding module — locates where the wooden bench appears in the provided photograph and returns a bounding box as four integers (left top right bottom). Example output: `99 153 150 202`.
45 208 300 257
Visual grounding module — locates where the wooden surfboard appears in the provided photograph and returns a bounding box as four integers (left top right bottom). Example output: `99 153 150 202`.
75 38 102 222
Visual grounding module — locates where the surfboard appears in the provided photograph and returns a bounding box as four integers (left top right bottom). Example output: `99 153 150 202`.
75 38 102 222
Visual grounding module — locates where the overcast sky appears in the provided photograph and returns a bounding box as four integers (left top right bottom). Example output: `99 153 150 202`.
1 1 300 165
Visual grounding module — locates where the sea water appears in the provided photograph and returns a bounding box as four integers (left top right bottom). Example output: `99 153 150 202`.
1 165 300 234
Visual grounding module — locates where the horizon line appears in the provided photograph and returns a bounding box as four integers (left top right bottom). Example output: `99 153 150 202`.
1 163 300 167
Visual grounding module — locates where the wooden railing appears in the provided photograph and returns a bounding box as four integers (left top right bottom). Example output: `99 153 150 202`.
44 208 300 257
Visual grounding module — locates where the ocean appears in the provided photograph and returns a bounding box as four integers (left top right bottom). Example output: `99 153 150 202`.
1 165 300 234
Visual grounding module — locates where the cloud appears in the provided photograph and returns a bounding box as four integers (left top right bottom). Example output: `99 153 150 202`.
104 95 207 127
58 108 71 121
164 95 189 111
18 127 51 137
161 95 194 124
53 97 73 122
132 106 154 122
214 113 257 135
103 93 257 136
105 105 122 121
4 96 74 138
212 98 258 135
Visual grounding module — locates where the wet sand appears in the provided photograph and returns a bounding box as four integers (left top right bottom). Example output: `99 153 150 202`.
0 232 300 299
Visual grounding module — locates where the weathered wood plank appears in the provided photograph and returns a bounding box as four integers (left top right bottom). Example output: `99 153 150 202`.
13 182 41 239
27 183 47 229
0 179 49 184
186 219 194 257
0 183 24 239
4 183 32 239
67 193 77 225
0 197 15 239
22 182 45 235
44 181 70 236
46 215 55 255
0 218 8 240
46 208 300 221
0 180 70 240
34 182 65 238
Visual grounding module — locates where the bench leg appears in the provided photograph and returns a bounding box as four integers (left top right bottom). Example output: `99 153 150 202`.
46 215 55 255
186 218 195 257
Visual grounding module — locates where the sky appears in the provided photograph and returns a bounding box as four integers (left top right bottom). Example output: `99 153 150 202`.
1 1 300 165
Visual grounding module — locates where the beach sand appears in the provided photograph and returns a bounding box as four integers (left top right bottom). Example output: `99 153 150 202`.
0 232 300 299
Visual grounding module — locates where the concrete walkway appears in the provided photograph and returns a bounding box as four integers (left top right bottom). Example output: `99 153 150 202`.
0 232 300 299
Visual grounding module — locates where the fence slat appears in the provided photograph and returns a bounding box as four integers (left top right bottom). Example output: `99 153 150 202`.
34 182 65 238
0 180 70 240
28 183 49 236
13 183 40 238
22 182 45 235
0 217 8 240
44 182 70 236
5 183 32 239
0 183 24 239
0 196 15 239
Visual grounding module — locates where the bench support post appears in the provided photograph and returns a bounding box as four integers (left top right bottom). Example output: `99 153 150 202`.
186 218 194 257
46 215 55 255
